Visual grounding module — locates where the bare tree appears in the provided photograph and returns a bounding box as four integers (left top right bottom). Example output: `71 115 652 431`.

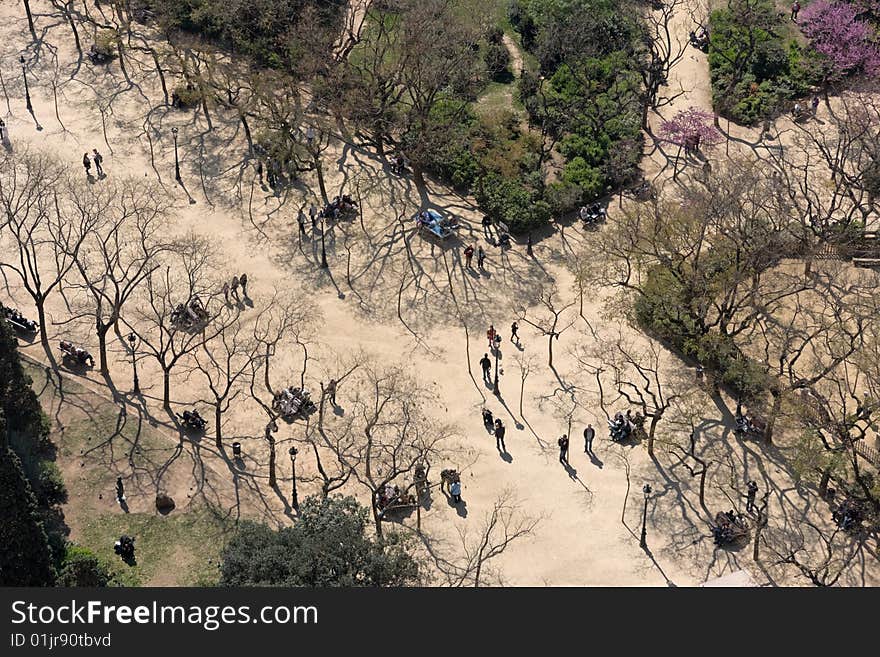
67 178 173 375
0 152 93 360
428 490 539 587
515 286 576 373
124 233 228 408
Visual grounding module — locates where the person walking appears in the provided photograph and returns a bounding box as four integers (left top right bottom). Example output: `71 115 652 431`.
326 378 338 405
450 478 462 504
494 419 506 452
482 214 492 238
479 353 492 383
82 152 92 177
510 321 519 344
222 282 230 305
297 209 307 236
811 95 820 117
746 480 759 512
464 244 475 268
487 324 497 349
309 204 318 231
231 275 240 301
584 423 595 454
791 0 800 20
92 149 105 177
558 434 570 464
239 273 248 298
477 245 486 269
115 477 126 503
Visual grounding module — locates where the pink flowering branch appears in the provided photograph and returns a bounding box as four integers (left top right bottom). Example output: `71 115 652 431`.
800 1 880 79
658 107 723 149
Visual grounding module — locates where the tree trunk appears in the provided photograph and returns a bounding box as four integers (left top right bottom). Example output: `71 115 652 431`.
372 500 383 539
268 435 276 487
764 391 782 445
97 324 110 375
37 303 50 362
819 468 831 498
313 154 328 205
23 0 37 40
64 1 82 56
163 369 171 408
548 334 554 369
214 404 222 449
647 416 659 456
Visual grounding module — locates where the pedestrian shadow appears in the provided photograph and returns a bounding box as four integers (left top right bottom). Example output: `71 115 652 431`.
588 451 604 468
118 498 130 513
562 461 578 479
243 297 254 308
500 450 513 463
87 173 96 184
453 499 468 518
332 404 345 417
1 139 12 153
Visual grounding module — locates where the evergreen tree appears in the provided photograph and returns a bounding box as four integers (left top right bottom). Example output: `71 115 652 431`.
0 440 55 586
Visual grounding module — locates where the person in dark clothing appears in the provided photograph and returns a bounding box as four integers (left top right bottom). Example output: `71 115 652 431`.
326 378 337 405
298 210 307 236
482 407 494 429
746 480 759 512
92 149 105 177
510 321 519 344
82 152 92 177
479 353 492 382
477 246 486 269
464 245 475 268
583 424 595 453
222 282 230 304
791 0 800 20
494 419 506 452
558 434 569 464
482 214 492 238
115 477 125 503
239 273 248 298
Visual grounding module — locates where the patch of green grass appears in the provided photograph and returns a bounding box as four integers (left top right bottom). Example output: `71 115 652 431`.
23 360 236 587
77 508 232 586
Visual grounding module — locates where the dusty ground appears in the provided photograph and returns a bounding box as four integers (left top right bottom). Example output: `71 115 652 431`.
1 1 877 586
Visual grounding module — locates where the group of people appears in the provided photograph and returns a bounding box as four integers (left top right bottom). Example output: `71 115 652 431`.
81 149 106 178
222 273 249 304
689 26 709 51
1 303 38 332
792 96 820 121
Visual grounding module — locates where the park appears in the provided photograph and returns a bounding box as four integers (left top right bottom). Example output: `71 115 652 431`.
1 0 879 587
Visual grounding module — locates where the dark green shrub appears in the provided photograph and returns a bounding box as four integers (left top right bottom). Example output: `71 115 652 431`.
484 42 512 82
172 83 203 108
219 496 419 587
36 461 67 507
57 546 113 587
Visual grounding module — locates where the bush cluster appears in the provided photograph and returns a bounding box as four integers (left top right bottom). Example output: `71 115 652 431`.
708 0 823 125
634 265 770 400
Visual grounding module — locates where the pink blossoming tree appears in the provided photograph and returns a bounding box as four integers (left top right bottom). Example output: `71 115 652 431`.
800 1 880 80
659 107 723 179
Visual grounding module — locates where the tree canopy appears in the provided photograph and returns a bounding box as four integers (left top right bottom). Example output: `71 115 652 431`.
219 496 419 586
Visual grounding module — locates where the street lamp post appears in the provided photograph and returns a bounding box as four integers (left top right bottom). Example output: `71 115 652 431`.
172 127 181 182
127 332 139 394
320 214 328 268
493 343 500 396
640 483 652 549
20 55 32 113
288 446 299 508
